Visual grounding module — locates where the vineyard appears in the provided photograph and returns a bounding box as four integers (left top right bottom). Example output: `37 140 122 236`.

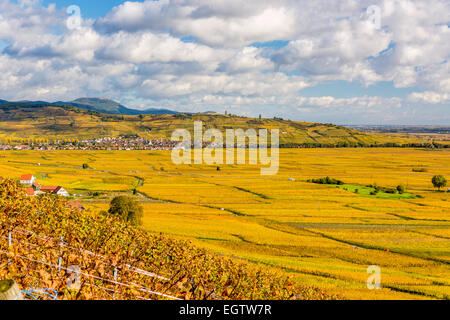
0 148 449 299
0 179 332 300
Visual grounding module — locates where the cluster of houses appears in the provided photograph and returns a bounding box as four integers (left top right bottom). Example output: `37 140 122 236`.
20 174 70 197
0 145 30 150
0 137 181 151
76 137 180 150
20 174 86 211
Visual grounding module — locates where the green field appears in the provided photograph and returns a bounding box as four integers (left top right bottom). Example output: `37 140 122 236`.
335 184 418 199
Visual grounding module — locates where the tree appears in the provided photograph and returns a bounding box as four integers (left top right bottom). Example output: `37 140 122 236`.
108 196 143 226
82 163 89 169
432 175 447 191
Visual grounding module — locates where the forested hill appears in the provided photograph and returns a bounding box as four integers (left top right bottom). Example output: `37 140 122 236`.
0 98 177 115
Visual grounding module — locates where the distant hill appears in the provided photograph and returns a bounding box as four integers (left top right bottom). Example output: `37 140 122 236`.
0 98 178 115
59 98 178 115
0 101 435 146
54 98 129 114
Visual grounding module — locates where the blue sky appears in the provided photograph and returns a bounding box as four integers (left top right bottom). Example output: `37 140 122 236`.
299 81 419 99
0 0 448 124
42 0 132 18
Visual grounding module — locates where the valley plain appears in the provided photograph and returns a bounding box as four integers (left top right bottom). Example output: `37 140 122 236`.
1 148 449 299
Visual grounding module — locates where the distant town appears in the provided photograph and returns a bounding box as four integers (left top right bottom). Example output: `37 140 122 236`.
0 136 179 151
0 136 246 151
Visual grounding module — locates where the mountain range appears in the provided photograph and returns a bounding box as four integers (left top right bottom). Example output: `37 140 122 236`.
0 97 178 115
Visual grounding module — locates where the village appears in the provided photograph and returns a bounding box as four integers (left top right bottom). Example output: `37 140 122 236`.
1 135 225 151
0 136 180 151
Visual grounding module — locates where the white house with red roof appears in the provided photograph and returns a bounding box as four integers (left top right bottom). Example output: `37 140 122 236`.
53 186 69 197
20 174 36 185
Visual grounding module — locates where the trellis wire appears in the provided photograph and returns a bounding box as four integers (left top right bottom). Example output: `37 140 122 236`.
2 227 169 280
1 230 182 301
0 249 181 300
17 289 58 301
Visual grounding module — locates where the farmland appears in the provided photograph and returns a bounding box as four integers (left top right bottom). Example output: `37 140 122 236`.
0 148 449 299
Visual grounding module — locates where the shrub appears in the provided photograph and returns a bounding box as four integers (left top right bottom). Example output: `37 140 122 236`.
397 185 406 194
82 163 89 169
308 177 344 185
385 188 397 194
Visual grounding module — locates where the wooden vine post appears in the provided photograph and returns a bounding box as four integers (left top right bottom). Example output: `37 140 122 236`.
0 280 23 300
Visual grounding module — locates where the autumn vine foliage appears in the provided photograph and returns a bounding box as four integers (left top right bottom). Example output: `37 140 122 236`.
0 179 333 300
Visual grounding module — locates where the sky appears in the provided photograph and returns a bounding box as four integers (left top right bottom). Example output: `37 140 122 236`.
0 0 449 125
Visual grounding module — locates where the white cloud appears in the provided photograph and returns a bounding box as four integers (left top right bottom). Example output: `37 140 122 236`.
216 47 273 73
0 0 448 124
96 0 296 47
98 31 225 64
296 96 402 109
140 72 309 99
408 91 450 104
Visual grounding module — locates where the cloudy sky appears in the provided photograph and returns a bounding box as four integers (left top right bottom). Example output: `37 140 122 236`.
0 0 449 124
